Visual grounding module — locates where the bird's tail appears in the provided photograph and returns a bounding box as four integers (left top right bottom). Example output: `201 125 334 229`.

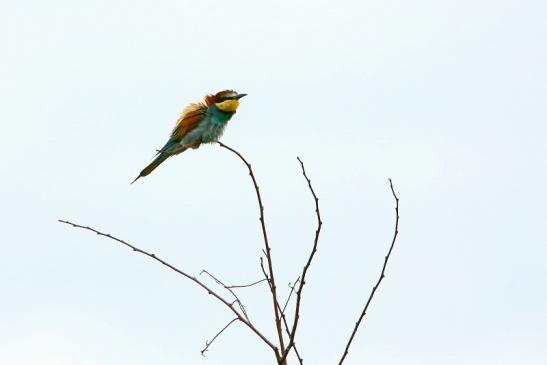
131 153 170 184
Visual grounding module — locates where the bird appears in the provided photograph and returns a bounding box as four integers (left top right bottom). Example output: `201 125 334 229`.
131 90 247 184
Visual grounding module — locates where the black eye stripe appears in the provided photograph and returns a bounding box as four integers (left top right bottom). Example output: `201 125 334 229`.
217 94 237 102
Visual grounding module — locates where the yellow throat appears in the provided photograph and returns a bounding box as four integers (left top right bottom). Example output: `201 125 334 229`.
215 99 240 112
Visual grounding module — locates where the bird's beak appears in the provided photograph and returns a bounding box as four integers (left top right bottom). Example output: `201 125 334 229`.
235 93 247 100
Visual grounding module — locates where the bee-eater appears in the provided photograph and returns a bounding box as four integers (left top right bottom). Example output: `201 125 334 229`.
131 90 247 183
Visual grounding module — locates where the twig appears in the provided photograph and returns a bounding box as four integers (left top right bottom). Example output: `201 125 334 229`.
282 278 300 314
259 258 305 364
201 270 251 321
278 280 304 365
259 257 270 286
281 157 323 363
227 278 268 289
278 300 305 365
337 178 400 365
201 318 238 356
218 141 286 362
58 219 280 358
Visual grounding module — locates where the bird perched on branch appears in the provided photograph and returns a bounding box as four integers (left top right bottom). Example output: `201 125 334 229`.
131 90 247 184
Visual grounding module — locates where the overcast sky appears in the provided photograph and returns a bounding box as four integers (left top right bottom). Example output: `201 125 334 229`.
1 0 546 364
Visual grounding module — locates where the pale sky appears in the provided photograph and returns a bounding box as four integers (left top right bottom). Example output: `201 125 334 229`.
1 0 546 364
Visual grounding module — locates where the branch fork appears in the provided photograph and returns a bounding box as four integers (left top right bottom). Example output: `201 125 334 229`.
60 143 401 365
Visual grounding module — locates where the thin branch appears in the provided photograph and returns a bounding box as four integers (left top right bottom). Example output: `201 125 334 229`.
202 271 267 291
201 318 238 356
278 301 305 365
218 141 286 362
337 178 400 365
281 157 323 363
227 278 268 289
200 270 253 322
260 258 304 364
259 257 270 286
282 278 300 314
58 219 279 358
277 280 304 365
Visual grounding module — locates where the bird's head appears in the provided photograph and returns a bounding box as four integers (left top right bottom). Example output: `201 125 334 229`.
207 90 247 112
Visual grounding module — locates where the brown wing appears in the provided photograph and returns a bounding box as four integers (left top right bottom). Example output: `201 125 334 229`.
171 102 207 140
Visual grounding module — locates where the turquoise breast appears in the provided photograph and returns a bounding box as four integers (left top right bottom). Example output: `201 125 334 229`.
182 105 235 145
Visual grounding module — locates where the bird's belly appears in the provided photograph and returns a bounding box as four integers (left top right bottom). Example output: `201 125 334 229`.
181 121 226 146
201 124 225 142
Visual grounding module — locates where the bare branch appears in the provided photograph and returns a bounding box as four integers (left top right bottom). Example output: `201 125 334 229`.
259 257 270 286
201 318 238 356
260 257 305 364
337 178 400 365
278 302 305 365
282 157 323 363
277 282 304 365
201 270 251 321
218 141 286 362
58 219 280 358
201 269 267 293
227 278 268 289
282 278 300 314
